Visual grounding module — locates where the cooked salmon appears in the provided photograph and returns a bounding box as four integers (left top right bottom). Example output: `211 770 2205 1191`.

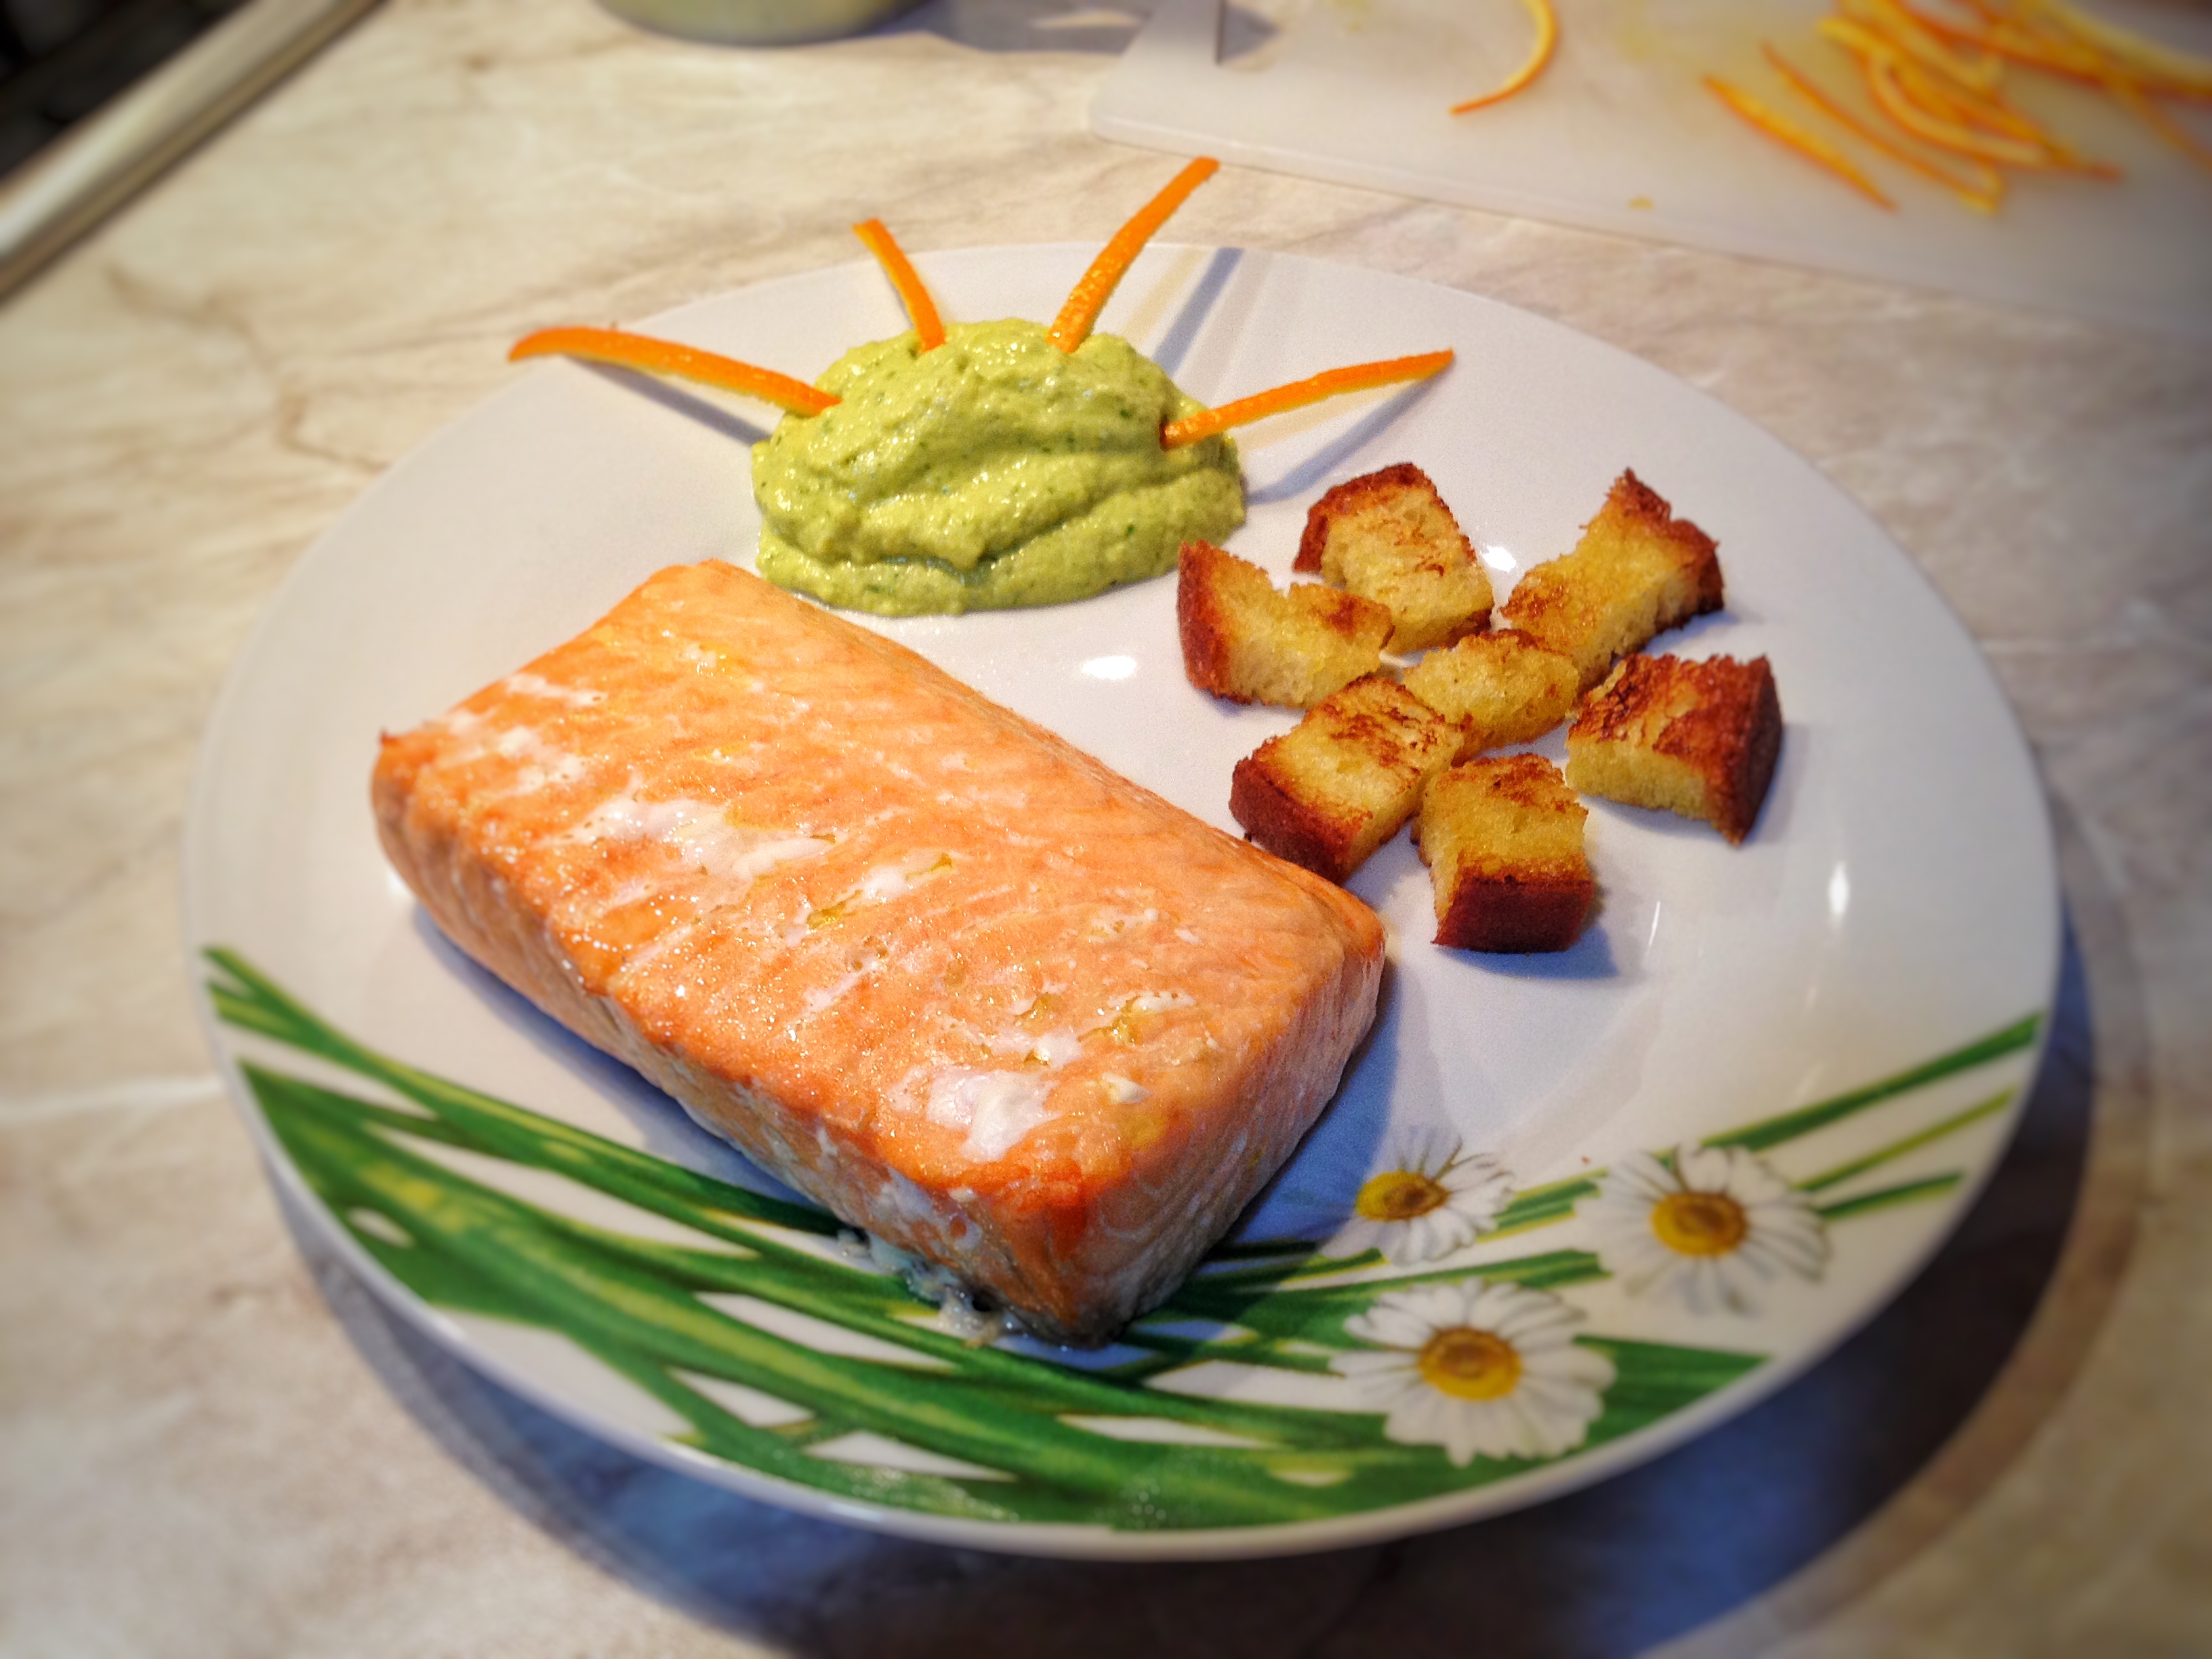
373 562 1385 1343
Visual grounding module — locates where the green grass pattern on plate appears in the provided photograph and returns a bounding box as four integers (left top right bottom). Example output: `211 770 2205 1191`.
205 949 2036 1532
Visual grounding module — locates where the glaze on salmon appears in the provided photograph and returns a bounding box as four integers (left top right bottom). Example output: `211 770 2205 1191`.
373 562 1384 1343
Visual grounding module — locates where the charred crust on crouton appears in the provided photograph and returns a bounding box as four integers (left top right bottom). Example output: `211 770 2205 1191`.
1294 463 1439 571
1230 675 1458 884
1500 469 1725 690
1230 758 1359 884
1607 469 1724 609
1401 627 1582 758
1417 754 1594 953
1176 540 1242 697
1294 583 1387 636
1176 539 1391 708
1435 876 1595 954
1291 462 1492 651
1566 653 1782 843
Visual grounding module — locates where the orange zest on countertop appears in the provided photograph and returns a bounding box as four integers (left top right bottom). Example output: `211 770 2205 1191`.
1704 75 1897 207
1450 0 1557 115
1160 349 1456 451
1048 156 1220 354
1763 42 2004 211
852 219 945 352
508 327 839 415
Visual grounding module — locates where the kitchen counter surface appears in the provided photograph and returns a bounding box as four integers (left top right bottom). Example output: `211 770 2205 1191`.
3 1 2207 1652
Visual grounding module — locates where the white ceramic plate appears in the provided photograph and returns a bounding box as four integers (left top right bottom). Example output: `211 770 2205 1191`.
185 245 2058 1559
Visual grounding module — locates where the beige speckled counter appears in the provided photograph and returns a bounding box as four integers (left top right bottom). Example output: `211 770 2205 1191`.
3 1 2208 1652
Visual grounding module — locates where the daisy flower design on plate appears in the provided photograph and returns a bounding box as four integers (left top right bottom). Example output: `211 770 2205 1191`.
1582 1142 1830 1316
1329 1126 1515 1264
1330 1279 1615 1465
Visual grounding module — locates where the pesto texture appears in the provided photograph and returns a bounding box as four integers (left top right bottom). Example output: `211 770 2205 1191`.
752 319 1243 615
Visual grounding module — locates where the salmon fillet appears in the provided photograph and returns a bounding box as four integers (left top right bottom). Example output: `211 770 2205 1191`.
373 561 1385 1344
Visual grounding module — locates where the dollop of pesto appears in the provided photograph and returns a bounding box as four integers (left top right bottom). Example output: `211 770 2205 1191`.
752 318 1243 615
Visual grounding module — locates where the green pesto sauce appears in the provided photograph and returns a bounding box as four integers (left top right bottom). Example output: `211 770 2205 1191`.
752 318 1244 615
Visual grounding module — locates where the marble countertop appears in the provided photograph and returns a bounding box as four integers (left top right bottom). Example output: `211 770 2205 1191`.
3 0 2208 1652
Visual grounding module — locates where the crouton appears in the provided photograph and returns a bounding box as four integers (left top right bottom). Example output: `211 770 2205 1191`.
1402 628 1581 759
1565 653 1782 844
1415 755 1595 953
1178 540 1393 709
1231 676 1460 884
1500 470 1723 691
1293 464 1493 651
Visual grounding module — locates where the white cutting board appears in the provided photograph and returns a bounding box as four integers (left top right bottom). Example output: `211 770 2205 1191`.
1092 0 2212 335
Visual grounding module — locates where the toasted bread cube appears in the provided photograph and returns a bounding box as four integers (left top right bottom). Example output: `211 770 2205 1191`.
1500 470 1723 691
1565 653 1782 844
1231 676 1460 884
1292 464 1493 652
1179 540 1393 709
1416 755 1595 953
1403 628 1581 759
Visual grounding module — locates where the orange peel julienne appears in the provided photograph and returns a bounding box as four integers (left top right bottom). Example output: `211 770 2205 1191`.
852 219 946 353
508 327 839 415
2098 66 2212 173
1908 3 2113 86
1722 0 2202 215
1160 350 1456 451
1902 0 2209 100
1762 41 2004 211
1451 0 1558 115
1047 157 1220 354
1840 0 2004 91
1885 50 2108 171
1862 53 2062 165
2026 0 2212 98
1705 75 1898 208
1822 17 2105 169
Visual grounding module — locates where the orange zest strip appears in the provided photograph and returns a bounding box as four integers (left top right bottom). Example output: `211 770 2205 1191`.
1763 42 2003 211
1704 75 1897 207
1943 31 2103 85
1160 350 1455 451
1914 75 2043 142
1913 1 2206 100
1889 56 2110 171
1864 54 2060 164
852 219 946 352
509 327 838 415
2102 68 2212 173
1899 53 2117 172
1048 157 1221 354
1842 0 2003 91
2026 0 2212 98
1887 52 2109 169
1823 22 2089 167
1450 0 1557 115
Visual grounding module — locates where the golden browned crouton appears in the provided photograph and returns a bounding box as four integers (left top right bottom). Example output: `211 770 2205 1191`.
1178 540 1393 709
1293 464 1493 651
1230 676 1460 884
1415 755 1595 953
1402 628 1581 759
1500 470 1724 691
1565 653 1782 844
